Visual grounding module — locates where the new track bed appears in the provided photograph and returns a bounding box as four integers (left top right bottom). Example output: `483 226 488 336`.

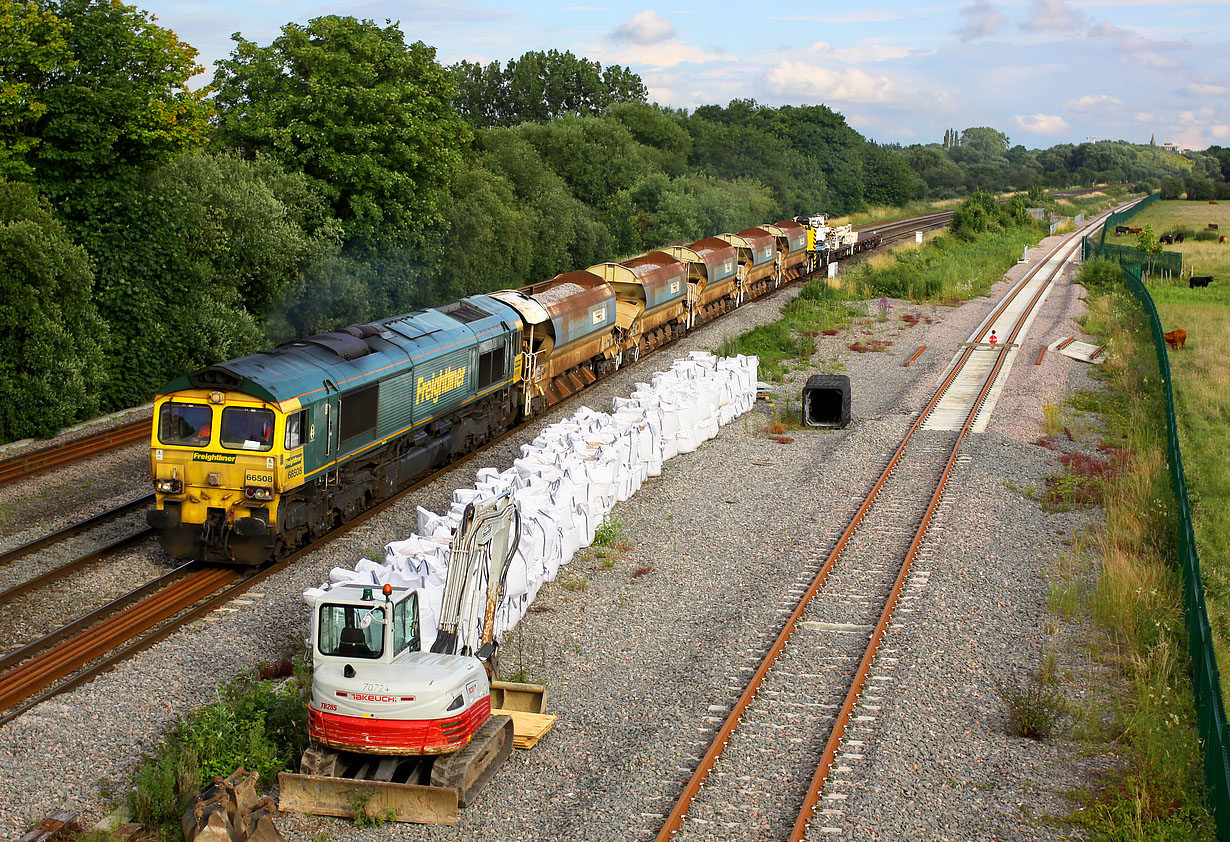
653 206 1124 841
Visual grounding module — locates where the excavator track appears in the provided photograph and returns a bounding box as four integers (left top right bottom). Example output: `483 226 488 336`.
430 714 514 807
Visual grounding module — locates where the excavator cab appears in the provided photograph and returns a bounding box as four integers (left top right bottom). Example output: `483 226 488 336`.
281 491 551 824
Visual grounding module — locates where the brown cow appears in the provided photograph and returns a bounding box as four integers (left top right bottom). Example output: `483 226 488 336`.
1164 328 1187 350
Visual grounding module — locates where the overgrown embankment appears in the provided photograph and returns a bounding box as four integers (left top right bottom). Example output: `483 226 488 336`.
1055 257 1214 838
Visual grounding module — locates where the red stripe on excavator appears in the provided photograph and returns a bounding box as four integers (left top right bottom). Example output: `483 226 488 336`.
308 697 490 755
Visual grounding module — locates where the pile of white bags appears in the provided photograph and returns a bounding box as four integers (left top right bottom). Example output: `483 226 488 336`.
302 352 758 650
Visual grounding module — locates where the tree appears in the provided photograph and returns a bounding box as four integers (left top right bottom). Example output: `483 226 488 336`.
213 15 469 245
0 0 69 180
0 180 107 440
1185 176 1215 201
958 127 1010 158
451 49 646 128
5 0 211 212
1159 177 1184 200
1137 224 1163 255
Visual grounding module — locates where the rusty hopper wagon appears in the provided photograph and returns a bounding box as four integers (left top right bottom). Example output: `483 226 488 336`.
488 273 618 414
761 219 811 283
585 251 688 363
663 238 740 327
718 228 779 304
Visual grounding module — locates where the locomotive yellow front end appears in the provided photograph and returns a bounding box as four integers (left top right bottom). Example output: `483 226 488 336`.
149 389 298 565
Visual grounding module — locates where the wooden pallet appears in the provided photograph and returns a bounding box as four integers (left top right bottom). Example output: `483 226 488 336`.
492 708 557 750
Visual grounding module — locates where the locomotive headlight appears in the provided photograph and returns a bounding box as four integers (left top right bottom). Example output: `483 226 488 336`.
155 478 183 494
245 486 274 501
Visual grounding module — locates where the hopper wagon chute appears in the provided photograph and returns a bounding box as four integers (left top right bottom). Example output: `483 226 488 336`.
663 238 739 326
717 228 778 304
761 219 811 283
488 272 618 414
585 251 688 362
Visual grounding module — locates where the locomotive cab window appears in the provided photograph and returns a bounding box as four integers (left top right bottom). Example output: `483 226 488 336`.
477 346 505 390
159 403 212 447
285 410 309 450
220 407 275 451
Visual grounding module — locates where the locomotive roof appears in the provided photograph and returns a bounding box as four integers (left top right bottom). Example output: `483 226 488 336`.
159 295 521 405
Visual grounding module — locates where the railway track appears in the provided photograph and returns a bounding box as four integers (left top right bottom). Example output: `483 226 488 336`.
0 209 955 727
652 207 1120 841
0 494 153 570
0 418 148 488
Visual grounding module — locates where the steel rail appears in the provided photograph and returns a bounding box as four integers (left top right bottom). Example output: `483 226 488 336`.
789 341 1014 841
654 211 1111 841
0 563 195 676
788 218 1104 837
0 565 237 713
0 527 155 605
0 494 154 569
0 419 148 487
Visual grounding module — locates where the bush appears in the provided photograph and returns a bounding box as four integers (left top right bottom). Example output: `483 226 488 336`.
1075 258 1124 291
1193 229 1220 242
999 675 1066 739
127 673 310 833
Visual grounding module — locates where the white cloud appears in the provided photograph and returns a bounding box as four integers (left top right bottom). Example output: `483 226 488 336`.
1187 82 1230 97
612 10 675 45
1088 19 1190 69
1132 51 1181 70
586 39 714 68
958 1 1006 41
1065 94 1123 109
1212 125 1230 140
763 60 941 108
807 40 916 63
1014 113 1070 134
1135 112 1156 122
1021 0 1088 32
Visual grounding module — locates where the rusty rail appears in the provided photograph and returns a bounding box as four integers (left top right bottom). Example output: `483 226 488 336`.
0 418 148 487
1036 347 1047 365
654 212 1110 842
1056 336 1076 350
790 345 1013 840
903 345 926 367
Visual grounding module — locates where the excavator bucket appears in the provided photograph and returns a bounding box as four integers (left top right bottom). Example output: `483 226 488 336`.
489 680 546 714
276 773 459 825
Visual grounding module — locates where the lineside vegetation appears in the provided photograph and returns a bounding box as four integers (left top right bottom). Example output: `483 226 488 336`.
1060 257 1215 838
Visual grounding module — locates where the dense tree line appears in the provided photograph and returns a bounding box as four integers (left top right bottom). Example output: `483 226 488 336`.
906 127 1230 198
2 0 1226 442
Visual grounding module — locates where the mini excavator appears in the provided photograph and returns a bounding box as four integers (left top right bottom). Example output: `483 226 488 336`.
278 492 551 825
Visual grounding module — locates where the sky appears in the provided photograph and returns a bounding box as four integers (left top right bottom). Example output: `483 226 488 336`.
137 0 1230 150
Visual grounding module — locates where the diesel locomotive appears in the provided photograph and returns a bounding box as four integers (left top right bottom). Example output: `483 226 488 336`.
148 215 876 565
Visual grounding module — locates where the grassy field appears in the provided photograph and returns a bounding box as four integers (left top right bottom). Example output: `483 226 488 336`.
1118 200 1230 670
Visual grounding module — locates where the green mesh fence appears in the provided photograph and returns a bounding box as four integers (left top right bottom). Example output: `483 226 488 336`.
1100 191 1159 245
1117 261 1230 839
1083 237 1184 277
1092 193 1228 835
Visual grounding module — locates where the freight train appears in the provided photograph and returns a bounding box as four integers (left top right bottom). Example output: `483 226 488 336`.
147 215 878 565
